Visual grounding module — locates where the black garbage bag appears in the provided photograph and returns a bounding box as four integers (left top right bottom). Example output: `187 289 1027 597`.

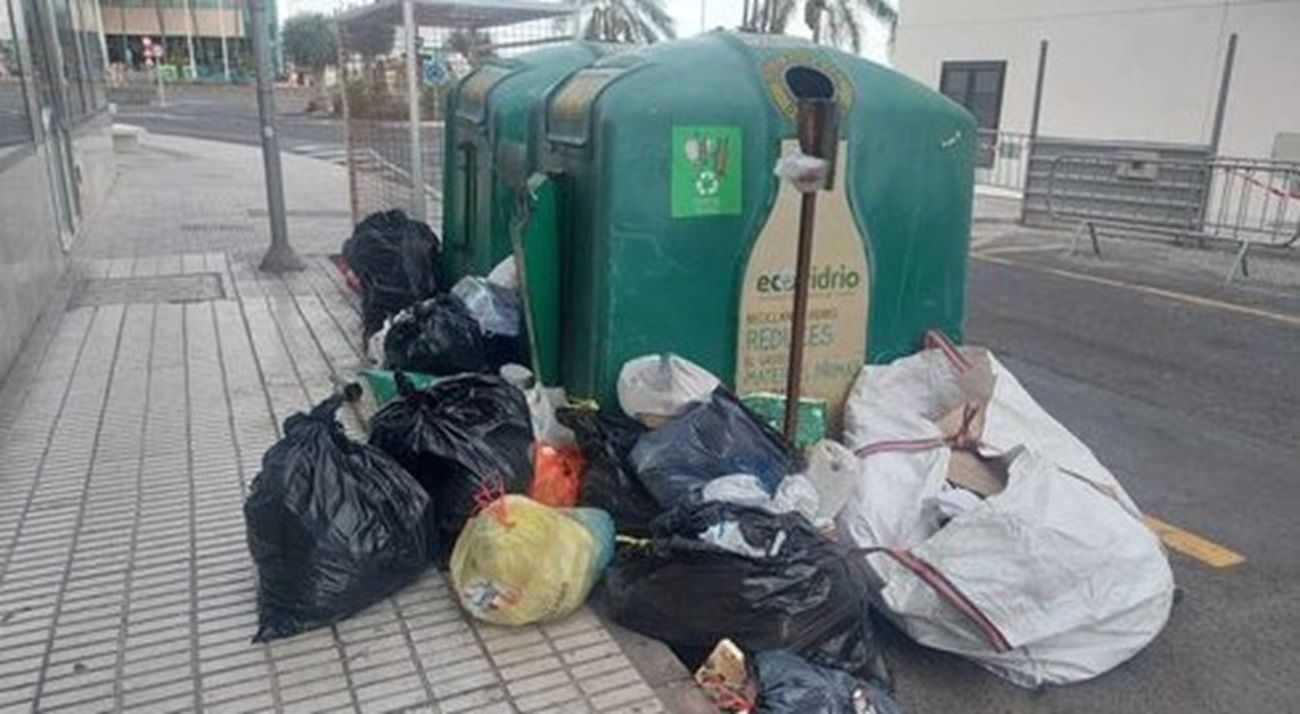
629 388 801 509
754 650 901 714
383 294 488 376
341 209 440 339
555 407 659 536
452 276 527 368
368 372 534 566
245 392 430 643
599 502 885 680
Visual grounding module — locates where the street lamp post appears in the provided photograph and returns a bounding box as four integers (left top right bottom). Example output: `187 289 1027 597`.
251 0 303 272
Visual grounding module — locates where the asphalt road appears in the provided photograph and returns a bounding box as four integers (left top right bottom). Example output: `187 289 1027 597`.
114 89 346 154
115 93 1300 710
887 230 1300 712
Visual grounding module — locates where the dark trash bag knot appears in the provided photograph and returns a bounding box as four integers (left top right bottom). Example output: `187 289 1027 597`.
368 374 535 567
341 209 440 339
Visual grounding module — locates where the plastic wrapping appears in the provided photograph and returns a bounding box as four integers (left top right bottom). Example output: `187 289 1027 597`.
383 295 487 376
341 209 440 338
530 444 584 508
772 149 831 193
556 407 660 536
753 650 900 714
630 389 800 509
368 373 534 566
617 354 720 423
452 276 523 338
450 495 614 626
600 502 884 680
487 256 520 291
842 334 1173 687
245 394 430 642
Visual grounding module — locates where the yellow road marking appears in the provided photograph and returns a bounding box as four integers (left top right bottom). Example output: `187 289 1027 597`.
1144 516 1245 568
975 253 1300 329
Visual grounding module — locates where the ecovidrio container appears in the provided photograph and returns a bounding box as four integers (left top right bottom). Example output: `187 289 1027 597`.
537 31 977 419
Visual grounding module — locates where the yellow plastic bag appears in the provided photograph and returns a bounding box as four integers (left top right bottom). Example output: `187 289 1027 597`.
450 495 614 626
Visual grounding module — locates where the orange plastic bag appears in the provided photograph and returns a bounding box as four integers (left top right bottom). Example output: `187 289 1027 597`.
530 444 585 508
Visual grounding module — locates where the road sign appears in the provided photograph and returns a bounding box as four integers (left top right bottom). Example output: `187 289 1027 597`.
422 56 449 87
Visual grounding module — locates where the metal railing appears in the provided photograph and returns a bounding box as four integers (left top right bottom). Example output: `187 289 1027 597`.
1045 153 1300 282
974 130 1031 195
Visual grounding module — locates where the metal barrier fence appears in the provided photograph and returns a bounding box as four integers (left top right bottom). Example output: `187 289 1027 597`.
974 130 1031 195
338 0 575 227
1046 153 1300 281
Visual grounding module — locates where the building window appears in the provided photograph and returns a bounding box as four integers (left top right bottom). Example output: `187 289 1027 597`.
0 0 33 147
940 60 1006 168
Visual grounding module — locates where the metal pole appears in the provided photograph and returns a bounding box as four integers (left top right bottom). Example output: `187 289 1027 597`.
1194 32 1237 235
252 0 303 272
183 0 198 79
217 0 232 81
699 0 706 33
782 98 839 444
1028 39 1048 139
1208 32 1237 157
156 59 166 106
404 0 427 222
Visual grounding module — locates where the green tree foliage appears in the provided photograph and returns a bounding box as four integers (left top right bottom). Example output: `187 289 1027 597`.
575 0 676 44
282 12 338 76
745 0 898 53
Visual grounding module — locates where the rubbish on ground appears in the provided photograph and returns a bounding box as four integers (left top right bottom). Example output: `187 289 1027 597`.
368 372 534 566
487 255 519 291
360 368 437 407
694 639 757 712
753 650 900 714
773 148 832 193
497 364 575 445
450 495 614 626
341 209 439 340
617 354 720 426
926 484 984 522
740 393 828 450
245 391 430 642
601 501 885 681
630 389 800 509
556 407 660 536
383 294 487 376
799 440 857 528
701 474 821 527
452 276 526 367
365 316 391 361
840 331 1174 687
530 443 584 508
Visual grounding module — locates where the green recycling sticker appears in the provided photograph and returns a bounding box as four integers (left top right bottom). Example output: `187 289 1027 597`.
671 125 742 218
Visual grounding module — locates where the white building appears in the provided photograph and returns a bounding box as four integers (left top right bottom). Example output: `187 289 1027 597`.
892 0 1300 161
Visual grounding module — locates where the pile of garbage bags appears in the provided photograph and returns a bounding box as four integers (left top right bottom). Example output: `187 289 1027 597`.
839 331 1174 688
248 230 1175 706
340 210 440 340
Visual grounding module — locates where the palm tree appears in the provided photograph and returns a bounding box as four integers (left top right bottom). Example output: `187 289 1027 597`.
574 0 676 44
446 28 495 66
746 0 898 54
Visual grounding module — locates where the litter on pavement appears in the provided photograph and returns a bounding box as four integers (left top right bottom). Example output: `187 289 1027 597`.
240 207 1175 710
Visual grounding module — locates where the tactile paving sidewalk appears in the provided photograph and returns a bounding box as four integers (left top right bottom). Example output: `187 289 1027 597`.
0 252 701 714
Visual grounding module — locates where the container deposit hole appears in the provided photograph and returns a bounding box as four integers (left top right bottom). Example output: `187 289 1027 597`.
785 66 835 100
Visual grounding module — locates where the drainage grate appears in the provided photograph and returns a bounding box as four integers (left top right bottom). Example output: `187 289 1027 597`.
179 222 255 234
247 208 351 218
70 273 226 307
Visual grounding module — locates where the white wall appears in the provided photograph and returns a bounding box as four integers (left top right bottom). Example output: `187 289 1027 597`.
893 0 1300 159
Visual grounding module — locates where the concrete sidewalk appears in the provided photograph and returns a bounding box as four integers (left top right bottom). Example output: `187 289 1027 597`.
0 134 703 713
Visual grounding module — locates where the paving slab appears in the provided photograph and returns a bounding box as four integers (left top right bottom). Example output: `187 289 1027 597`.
0 135 710 713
